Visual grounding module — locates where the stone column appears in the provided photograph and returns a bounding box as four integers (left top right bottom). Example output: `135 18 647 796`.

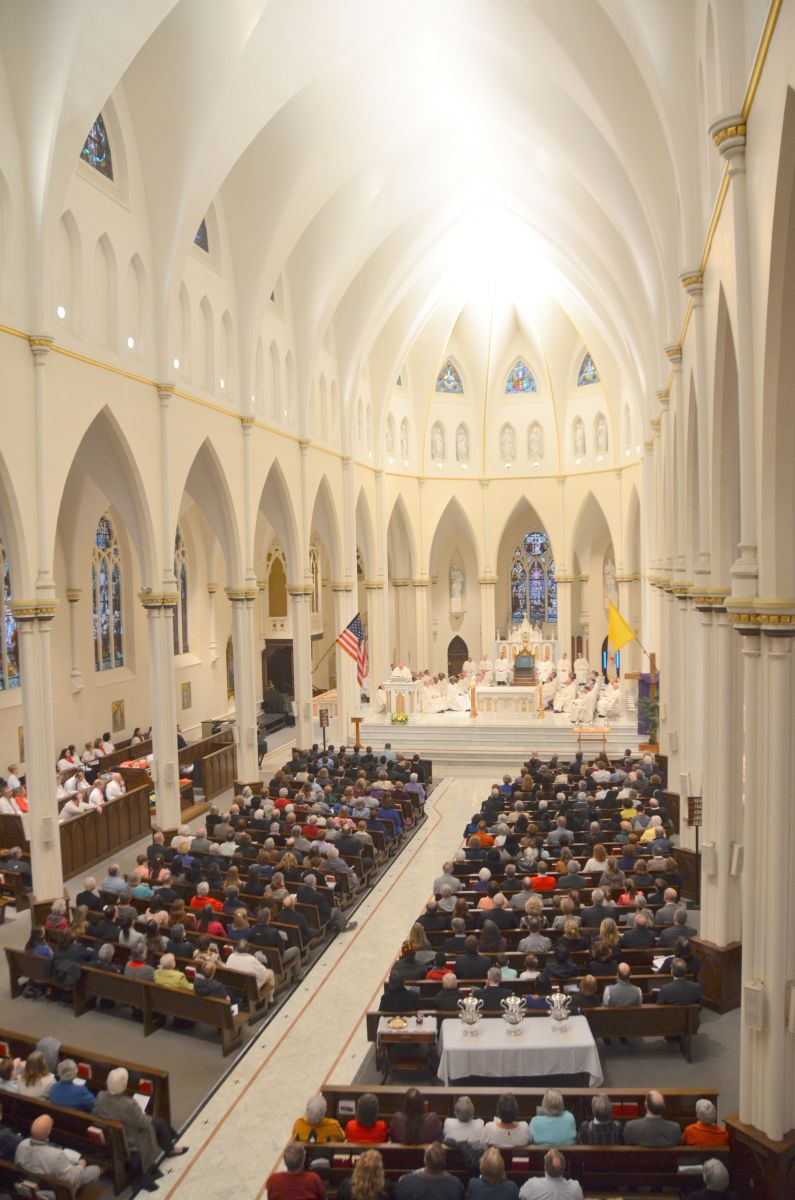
13 601 63 899
332 582 356 743
29 337 55 597
578 574 589 656
412 577 432 669
739 625 795 1140
373 470 390 683
364 580 387 689
391 579 411 666
679 270 711 579
288 585 313 747
709 117 758 596
657 391 672 580
478 576 497 657
141 595 181 828
555 575 573 661
207 583 219 664
65 589 84 693
226 587 259 780
698 605 742 945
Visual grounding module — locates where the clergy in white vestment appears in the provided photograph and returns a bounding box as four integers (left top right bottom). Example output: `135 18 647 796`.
478 654 493 682
461 656 477 678
571 680 600 724
421 677 445 713
553 675 577 714
540 671 557 707
446 676 469 711
390 660 413 681
597 678 622 719
373 685 387 713
537 650 555 683
573 654 590 684
494 646 512 684
557 650 570 678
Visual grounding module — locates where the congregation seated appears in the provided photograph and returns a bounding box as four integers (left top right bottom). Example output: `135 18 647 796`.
466 1145 519 1200
689 1157 741 1200
443 1095 486 1148
346 1093 389 1144
15 1113 101 1195
527 1089 576 1146
482 1094 529 1148
682 1098 730 1147
389 1088 443 1144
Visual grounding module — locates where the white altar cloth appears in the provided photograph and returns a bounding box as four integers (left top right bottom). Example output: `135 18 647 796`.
437 1015 603 1086
476 685 541 715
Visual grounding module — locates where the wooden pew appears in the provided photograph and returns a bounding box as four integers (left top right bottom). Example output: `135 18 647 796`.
0 1090 128 1193
0 1028 172 1125
0 1155 75 1200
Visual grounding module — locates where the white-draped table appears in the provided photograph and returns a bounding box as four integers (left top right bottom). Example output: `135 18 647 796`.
437 1015 603 1086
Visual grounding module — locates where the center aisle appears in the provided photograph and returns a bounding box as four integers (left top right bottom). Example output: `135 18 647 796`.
161 776 491 1200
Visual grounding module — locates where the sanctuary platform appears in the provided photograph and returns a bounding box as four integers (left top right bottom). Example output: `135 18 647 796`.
354 707 640 775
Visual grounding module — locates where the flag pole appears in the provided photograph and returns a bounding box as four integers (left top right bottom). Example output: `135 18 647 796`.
311 640 337 674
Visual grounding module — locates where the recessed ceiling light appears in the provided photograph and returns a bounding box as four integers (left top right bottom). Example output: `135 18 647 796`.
284 409 288 417
436 462 443 469
625 448 631 457
533 461 540 469
388 456 393 465
597 454 604 463
505 462 511 469
127 335 135 350
461 462 468 469
635 444 641 453
403 459 409 467
56 305 66 320
251 394 255 404
368 451 372 459
219 378 225 389
575 457 582 465
172 357 180 370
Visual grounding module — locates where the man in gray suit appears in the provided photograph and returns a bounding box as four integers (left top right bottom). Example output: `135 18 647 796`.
16 1115 101 1194
623 1091 682 1145
603 962 643 1007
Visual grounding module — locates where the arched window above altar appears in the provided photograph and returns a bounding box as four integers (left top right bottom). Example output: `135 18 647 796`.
510 530 556 626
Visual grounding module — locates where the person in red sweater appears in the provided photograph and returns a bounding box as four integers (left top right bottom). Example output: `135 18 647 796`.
682 1100 730 1147
531 863 556 892
345 1094 389 1144
266 1142 325 1200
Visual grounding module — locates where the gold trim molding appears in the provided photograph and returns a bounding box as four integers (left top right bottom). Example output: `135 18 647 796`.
477 575 499 585
224 587 258 602
364 580 384 590
287 585 314 597
65 589 82 603
10 600 58 620
139 591 179 609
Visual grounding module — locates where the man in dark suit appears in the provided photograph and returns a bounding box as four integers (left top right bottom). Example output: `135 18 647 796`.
442 918 469 954
621 912 657 949
580 889 612 928
431 973 465 1011
657 907 698 947
417 899 448 932
623 1091 681 1145
75 878 105 912
378 972 421 1014
482 894 517 930
276 895 313 945
296 873 355 933
657 958 702 1005
453 936 490 981
473 967 514 1012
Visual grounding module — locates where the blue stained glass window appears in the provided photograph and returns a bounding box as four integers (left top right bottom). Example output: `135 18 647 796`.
510 530 556 626
547 560 558 624
0 545 19 690
194 219 209 253
80 114 113 180
435 359 463 393
505 360 537 393
577 352 600 386
92 514 123 671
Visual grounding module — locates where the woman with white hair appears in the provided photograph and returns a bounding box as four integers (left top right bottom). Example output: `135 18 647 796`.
442 1095 487 1146
94 1067 186 1187
290 1094 345 1143
690 1158 739 1200
528 1089 576 1145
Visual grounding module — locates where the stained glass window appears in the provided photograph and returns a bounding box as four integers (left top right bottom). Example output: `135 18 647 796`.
92 514 124 671
0 541 19 691
435 359 463 393
226 634 235 699
505 360 537 393
194 219 209 253
577 351 600 386
173 526 190 654
80 114 113 180
510 530 556 626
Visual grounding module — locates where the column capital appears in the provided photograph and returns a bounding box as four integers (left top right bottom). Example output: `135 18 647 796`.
139 590 179 609
10 599 58 621
298 438 311 453
287 584 314 598
656 389 670 407
330 581 354 592
615 572 640 584
411 576 431 588
225 586 258 603
28 334 53 363
341 455 353 466
479 479 489 492
364 579 384 591
556 474 566 488
478 575 498 586
207 582 219 595
65 589 82 603
726 601 795 634
664 343 682 366
554 572 575 584
709 113 746 157
679 269 704 298
240 416 254 434
391 578 411 589
157 383 175 406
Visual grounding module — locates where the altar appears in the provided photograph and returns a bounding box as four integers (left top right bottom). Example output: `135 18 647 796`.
382 678 421 715
491 617 559 685
476 685 543 716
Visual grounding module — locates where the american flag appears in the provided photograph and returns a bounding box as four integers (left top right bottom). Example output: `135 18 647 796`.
337 613 368 686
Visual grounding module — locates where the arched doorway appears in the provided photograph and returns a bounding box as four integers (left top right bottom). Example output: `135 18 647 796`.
447 635 468 676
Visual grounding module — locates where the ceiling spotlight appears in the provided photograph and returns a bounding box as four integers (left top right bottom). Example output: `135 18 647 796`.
625 448 631 457
597 454 604 463
636 444 641 453
219 378 225 389
127 335 135 350
284 409 288 417
533 460 540 469
251 394 255 404
388 456 393 465
172 357 180 370
575 457 582 466
403 459 409 467
368 451 372 459
436 462 443 469
56 305 66 320
505 462 512 469
461 462 468 469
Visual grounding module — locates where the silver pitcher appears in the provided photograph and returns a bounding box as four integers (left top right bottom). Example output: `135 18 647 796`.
546 989 572 1031
500 994 526 1033
457 994 484 1034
